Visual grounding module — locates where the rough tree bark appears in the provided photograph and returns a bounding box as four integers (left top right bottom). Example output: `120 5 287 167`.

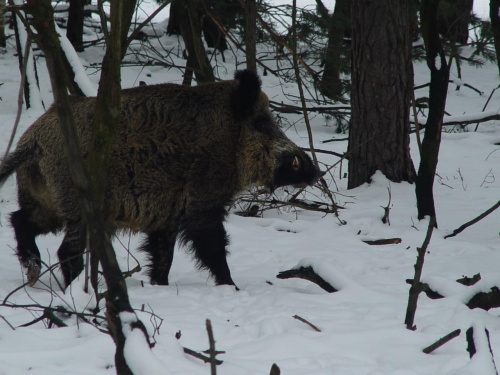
318 0 350 100
415 0 450 223
348 0 415 189
491 0 500 76
26 1 152 374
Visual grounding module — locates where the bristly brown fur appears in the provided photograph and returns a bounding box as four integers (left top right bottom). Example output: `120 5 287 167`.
232 70 262 118
0 69 324 288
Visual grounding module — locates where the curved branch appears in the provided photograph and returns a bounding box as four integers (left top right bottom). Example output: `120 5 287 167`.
445 201 500 239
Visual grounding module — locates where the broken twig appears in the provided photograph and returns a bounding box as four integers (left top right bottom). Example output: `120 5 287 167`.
363 238 402 245
405 216 436 330
423 329 461 354
293 315 321 332
277 266 337 293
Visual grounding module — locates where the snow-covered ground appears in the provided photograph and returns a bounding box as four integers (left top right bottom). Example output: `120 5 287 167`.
1 3 500 374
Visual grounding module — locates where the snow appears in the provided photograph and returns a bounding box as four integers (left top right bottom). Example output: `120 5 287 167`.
120 311 170 375
0 1 500 374
451 321 498 375
55 23 98 97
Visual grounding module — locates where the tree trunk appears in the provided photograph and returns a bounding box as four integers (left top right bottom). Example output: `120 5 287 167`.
26 1 152 373
67 0 86 52
186 0 215 84
319 0 350 100
0 0 6 48
415 0 450 224
490 0 500 75
245 0 257 72
170 0 214 85
89 1 145 370
348 0 415 189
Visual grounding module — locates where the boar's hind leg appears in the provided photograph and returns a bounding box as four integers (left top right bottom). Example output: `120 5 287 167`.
180 208 236 288
140 229 177 285
10 209 45 285
57 222 86 287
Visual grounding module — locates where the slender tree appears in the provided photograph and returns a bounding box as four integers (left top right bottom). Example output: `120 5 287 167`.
67 0 86 52
245 0 257 72
318 0 350 100
491 0 500 75
348 0 415 189
415 0 451 224
0 0 6 48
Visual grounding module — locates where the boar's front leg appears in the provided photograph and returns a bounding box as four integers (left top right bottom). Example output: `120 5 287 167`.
57 221 86 287
140 228 177 285
180 207 237 288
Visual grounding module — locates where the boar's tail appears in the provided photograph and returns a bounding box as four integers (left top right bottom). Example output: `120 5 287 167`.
0 140 40 188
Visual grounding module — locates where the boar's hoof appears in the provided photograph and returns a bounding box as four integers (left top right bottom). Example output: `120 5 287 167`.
215 278 239 291
150 279 169 286
25 259 41 286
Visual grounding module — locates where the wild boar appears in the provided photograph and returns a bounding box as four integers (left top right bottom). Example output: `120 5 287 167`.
0 70 324 288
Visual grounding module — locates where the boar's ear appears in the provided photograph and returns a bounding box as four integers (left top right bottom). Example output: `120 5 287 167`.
232 69 262 119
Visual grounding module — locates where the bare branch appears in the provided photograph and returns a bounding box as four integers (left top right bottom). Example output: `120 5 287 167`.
277 266 338 293
413 111 500 127
0 34 30 166
444 201 500 239
363 238 402 245
293 315 321 332
381 186 392 225
405 216 436 330
206 319 218 375
183 347 223 365
126 0 172 48
423 329 461 354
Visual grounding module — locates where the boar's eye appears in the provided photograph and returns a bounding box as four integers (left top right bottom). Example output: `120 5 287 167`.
272 151 323 190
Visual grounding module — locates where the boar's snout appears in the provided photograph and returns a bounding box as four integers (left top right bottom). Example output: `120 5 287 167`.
272 150 325 191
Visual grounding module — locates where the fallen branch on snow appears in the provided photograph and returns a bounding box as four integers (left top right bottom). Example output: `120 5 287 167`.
405 279 444 299
277 266 338 293
293 315 321 332
467 287 500 311
423 329 461 354
363 238 402 245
